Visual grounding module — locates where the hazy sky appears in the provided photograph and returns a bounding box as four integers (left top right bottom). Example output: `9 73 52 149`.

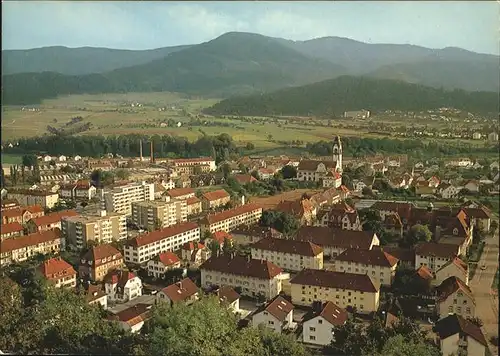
3 1 499 54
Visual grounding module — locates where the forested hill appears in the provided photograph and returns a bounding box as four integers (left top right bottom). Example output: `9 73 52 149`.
203 76 499 117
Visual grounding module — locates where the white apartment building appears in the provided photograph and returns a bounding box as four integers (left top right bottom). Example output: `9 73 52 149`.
200 255 287 300
62 210 127 250
0 229 64 266
132 199 187 231
201 204 262 233
252 295 295 333
101 181 154 216
290 269 380 313
415 242 461 272
250 237 324 272
123 222 200 264
104 270 143 303
333 248 399 286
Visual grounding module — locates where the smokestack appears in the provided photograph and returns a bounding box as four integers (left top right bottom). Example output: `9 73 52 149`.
139 140 143 161
150 141 154 163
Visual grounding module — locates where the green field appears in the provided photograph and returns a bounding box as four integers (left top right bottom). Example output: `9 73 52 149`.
1 154 23 164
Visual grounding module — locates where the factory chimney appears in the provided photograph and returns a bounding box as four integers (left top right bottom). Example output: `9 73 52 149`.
139 140 143 161
150 141 154 163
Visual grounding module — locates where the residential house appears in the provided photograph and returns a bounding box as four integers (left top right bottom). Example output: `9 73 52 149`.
0 222 24 241
415 242 461 272
322 171 342 188
147 251 181 278
463 206 492 232
275 197 317 225
233 174 257 185
103 270 143 303
297 160 340 183
383 212 404 237
27 210 79 233
201 189 231 210
333 248 399 286
205 231 233 248
310 187 342 207
463 180 480 193
250 237 323 272
370 201 414 224
437 183 461 199
38 257 77 288
257 168 277 180
231 225 283 245
436 276 475 319
157 277 199 306
0 229 64 266
83 284 108 309
316 202 361 231
1 199 20 210
428 176 440 188
174 176 192 188
7 189 59 209
433 314 488 356
302 301 348 346
252 295 295 333
200 204 262 233
166 187 195 201
1 205 44 225
372 246 415 269
107 303 152 333
206 285 240 312
181 241 210 266
59 181 97 200
294 227 380 258
186 196 202 215
434 257 469 286
123 222 200 265
200 255 286 300
290 269 380 313
79 244 124 282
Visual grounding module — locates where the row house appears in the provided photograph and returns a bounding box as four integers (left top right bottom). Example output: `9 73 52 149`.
232 225 283 245
124 222 200 265
290 269 380 313
316 202 361 231
372 246 415 269
302 301 348 346
104 269 143 303
59 181 97 200
0 229 64 266
275 197 317 226
0 222 24 241
333 248 399 286
201 189 231 210
1 205 44 225
186 196 202 215
251 295 295 334
189 173 225 188
107 303 152 334
157 277 199 306
200 254 287 300
131 199 187 231
181 241 210 266
250 237 323 272
294 226 379 259
433 314 488 356
27 210 79 233
200 204 262 233
79 244 124 282
62 210 127 250
171 157 216 174
38 257 77 288
436 276 476 319
1 198 20 210
309 188 343 208
147 251 181 279
7 189 59 209
415 242 461 272
165 187 195 201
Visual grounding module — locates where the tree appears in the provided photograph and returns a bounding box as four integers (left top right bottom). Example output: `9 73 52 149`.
193 165 203 175
208 240 221 257
245 142 255 151
221 163 231 179
407 224 432 246
114 169 130 180
490 220 498 233
362 186 375 197
238 163 249 174
373 334 440 356
281 165 297 179
222 237 235 255
22 154 38 169
327 318 366 355
259 210 299 237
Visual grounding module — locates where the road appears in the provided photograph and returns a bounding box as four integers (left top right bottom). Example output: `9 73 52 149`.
469 227 499 354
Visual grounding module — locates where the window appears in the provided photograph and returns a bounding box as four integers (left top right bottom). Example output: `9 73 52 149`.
466 307 471 314
268 321 274 325
318 319 323 324
309 336 316 341
448 306 453 312
457 307 461 313
309 327 316 331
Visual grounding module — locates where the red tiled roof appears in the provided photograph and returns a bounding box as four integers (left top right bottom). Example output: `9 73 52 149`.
31 210 78 227
127 222 199 248
166 187 195 198
173 157 213 164
202 189 230 202
463 207 492 219
0 222 24 235
290 269 378 293
186 196 201 205
275 198 315 218
202 204 261 225
1 229 61 253
336 248 398 267
214 285 240 304
155 251 180 266
233 174 257 184
250 237 323 257
231 225 282 238
433 314 487 347
212 231 233 244
298 160 337 171
255 295 294 322
415 265 433 280
39 257 76 280
295 226 376 250
107 303 152 325
81 244 123 268
200 255 283 280
84 284 106 303
303 301 348 326
25 205 44 214
161 277 198 303
182 241 205 251
1 207 23 218
372 246 415 264
104 269 136 288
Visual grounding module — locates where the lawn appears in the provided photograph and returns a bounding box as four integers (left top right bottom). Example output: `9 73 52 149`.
1 153 23 164
492 268 499 294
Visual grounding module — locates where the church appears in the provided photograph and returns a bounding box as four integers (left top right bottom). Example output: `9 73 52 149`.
297 136 343 188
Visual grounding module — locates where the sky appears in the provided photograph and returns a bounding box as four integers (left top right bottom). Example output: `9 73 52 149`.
2 1 499 55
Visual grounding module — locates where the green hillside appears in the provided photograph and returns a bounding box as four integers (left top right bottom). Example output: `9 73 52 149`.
2 32 345 105
203 76 499 116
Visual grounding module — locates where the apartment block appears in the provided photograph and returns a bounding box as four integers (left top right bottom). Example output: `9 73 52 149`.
250 237 323 272
79 244 124 282
101 181 154 216
333 248 399 286
124 222 200 265
38 257 77 288
1 222 24 241
1 205 44 225
171 157 216 175
200 255 286 300
165 187 195 201
0 229 64 266
27 210 79 233
252 295 295 334
7 189 59 209
201 189 231 210
415 242 460 272
290 269 380 313
200 204 263 233
62 210 127 250
132 199 187 231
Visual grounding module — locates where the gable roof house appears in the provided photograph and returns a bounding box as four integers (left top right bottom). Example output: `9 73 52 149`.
157 277 199 306
316 202 361 231
38 257 77 289
147 251 181 279
79 244 124 282
435 276 475 319
251 295 295 334
103 269 143 303
107 303 153 333
275 197 317 226
302 301 348 346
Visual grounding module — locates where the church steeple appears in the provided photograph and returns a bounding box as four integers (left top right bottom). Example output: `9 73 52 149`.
332 135 342 172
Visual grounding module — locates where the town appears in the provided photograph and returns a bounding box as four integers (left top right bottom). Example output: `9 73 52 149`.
1 133 498 355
